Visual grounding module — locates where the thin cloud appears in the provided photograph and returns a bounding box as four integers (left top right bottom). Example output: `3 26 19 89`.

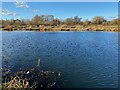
104 16 117 21
109 17 117 19
15 0 29 8
0 10 17 16
33 9 39 12
14 16 21 19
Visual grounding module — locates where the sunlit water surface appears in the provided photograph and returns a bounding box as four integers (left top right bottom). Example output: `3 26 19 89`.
2 31 118 88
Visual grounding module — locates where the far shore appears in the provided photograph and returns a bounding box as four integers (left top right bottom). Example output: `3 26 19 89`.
1 25 118 32
1 30 118 33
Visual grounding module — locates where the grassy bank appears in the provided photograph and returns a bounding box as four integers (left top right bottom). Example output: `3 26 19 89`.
1 25 118 32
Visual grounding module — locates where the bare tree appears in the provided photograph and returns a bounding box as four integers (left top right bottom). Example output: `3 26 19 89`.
73 16 81 24
64 18 73 25
83 19 91 25
110 19 118 25
92 16 106 24
50 19 61 26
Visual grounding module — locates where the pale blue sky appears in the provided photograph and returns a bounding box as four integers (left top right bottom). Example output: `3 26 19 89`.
2 2 118 20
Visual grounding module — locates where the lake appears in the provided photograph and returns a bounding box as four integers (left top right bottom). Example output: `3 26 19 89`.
2 31 118 88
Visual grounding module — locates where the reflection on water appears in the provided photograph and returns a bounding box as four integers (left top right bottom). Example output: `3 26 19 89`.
2 31 118 88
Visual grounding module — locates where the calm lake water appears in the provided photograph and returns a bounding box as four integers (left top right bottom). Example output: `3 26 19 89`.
2 31 118 88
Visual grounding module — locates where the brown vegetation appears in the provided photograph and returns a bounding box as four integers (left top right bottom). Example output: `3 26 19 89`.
0 15 119 32
2 67 63 89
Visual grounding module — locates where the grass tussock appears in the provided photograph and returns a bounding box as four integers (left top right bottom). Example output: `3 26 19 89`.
1 68 63 90
2 76 29 89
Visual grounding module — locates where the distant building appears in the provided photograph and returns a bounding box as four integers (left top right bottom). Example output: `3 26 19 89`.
13 19 21 23
13 19 21 25
41 15 54 22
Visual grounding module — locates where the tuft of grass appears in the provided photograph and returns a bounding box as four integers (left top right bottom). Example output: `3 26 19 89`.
2 76 29 89
1 68 64 89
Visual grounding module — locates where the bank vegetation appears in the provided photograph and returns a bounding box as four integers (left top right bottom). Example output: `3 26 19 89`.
1 15 119 32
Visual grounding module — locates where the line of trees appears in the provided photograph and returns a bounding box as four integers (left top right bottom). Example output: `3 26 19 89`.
1 15 118 27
